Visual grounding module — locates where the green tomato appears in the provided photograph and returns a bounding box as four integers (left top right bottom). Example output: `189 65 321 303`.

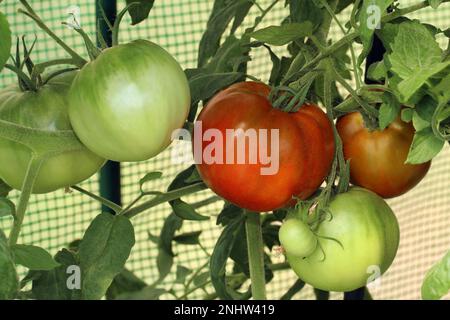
68 40 191 162
279 218 317 258
0 72 105 193
285 187 400 292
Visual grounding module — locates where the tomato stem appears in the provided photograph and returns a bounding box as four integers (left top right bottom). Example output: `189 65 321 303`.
122 182 207 218
111 3 140 47
71 185 123 214
18 1 86 68
8 157 44 246
245 211 267 300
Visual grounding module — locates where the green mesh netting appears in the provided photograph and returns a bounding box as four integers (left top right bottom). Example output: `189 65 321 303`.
0 0 449 300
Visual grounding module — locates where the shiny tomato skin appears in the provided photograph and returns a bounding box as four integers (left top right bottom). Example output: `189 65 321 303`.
195 82 335 212
0 72 105 193
68 40 190 162
337 112 431 198
286 187 400 292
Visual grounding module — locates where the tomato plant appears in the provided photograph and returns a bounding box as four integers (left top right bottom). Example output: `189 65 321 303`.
0 72 105 193
282 187 400 292
195 81 335 212
337 112 431 198
0 0 449 302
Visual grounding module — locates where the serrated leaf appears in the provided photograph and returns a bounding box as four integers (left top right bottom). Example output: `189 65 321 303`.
173 231 202 245
175 265 192 284
31 249 81 300
0 197 15 218
0 11 11 72
125 0 155 25
0 229 18 299
421 251 450 300
406 127 445 164
379 93 401 129
79 213 135 300
12 244 59 271
217 202 243 226
250 23 313 46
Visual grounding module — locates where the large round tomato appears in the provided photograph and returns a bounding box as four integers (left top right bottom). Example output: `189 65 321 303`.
282 187 400 292
194 82 335 212
0 72 105 193
337 112 430 198
68 40 190 162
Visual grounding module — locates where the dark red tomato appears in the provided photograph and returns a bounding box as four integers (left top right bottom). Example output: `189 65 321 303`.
336 112 431 198
194 82 335 212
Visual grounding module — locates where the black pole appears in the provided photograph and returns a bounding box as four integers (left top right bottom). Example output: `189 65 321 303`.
96 0 121 214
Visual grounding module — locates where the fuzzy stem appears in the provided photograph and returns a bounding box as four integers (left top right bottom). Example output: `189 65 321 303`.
8 157 44 246
245 211 267 300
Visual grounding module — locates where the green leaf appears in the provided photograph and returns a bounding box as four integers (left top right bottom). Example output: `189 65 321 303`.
189 72 245 105
0 197 15 218
12 244 60 271
432 73 450 104
379 93 401 130
367 61 387 81
173 231 202 245
250 23 313 46
0 11 11 72
116 286 166 300
0 229 18 299
406 127 445 164
358 0 394 65
125 0 155 25
217 202 243 226
288 0 323 32
193 271 210 287
197 0 253 67
210 215 245 300
168 166 209 221
79 213 135 300
155 213 182 281
421 251 450 300
31 249 81 300
385 21 447 102
175 265 192 284
139 171 163 193
106 269 147 300
172 200 209 221
0 179 12 197
428 0 444 9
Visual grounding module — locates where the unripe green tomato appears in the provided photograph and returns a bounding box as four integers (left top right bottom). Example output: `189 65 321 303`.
286 187 400 292
0 72 105 194
68 40 190 162
279 219 317 258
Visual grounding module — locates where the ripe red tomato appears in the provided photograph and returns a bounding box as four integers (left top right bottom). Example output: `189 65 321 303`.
194 82 335 212
336 112 431 198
